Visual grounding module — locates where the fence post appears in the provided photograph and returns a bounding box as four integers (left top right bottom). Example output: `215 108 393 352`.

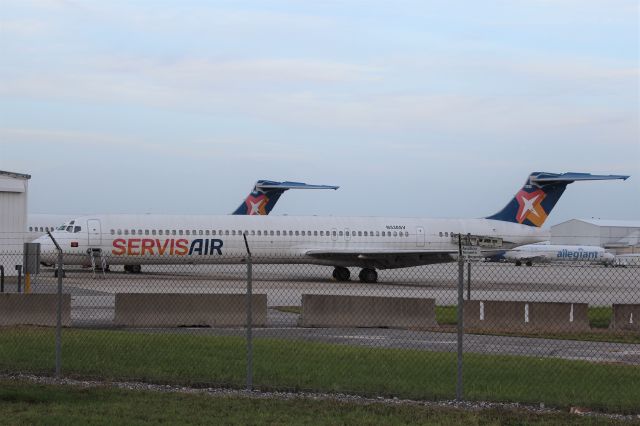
0 265 4 292
15 265 22 293
243 234 253 391
55 250 63 378
456 235 464 401
467 262 471 300
46 231 64 378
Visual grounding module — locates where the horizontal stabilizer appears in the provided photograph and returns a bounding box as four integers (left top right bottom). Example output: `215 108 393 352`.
530 172 629 184
255 181 339 191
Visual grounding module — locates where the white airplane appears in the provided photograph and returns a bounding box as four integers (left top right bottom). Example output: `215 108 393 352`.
502 244 615 266
35 172 629 283
25 180 338 241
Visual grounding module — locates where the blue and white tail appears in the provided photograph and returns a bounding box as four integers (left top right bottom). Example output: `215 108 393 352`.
486 172 629 227
232 180 339 215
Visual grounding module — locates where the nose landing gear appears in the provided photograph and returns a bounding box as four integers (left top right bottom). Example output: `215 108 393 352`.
124 265 142 274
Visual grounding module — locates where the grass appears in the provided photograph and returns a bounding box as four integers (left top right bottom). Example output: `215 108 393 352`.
0 327 639 413
436 305 458 325
0 380 627 425
589 307 613 329
273 306 302 314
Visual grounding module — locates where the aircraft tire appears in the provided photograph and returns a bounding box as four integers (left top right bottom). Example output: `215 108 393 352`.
525 261 533 267
359 268 378 284
131 265 142 274
515 261 522 266
332 267 350 281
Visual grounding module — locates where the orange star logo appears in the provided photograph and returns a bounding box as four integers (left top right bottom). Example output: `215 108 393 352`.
245 194 268 215
515 189 547 227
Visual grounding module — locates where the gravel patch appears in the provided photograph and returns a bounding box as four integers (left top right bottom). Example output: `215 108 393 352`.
1 373 638 422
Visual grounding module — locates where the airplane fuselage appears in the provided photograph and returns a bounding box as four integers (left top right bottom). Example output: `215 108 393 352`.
38 214 548 269
504 244 614 265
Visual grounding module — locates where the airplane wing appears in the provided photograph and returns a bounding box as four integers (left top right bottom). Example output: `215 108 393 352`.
305 248 458 269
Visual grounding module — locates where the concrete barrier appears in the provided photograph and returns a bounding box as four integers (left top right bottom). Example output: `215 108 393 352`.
611 304 640 331
114 293 267 327
0 293 71 326
464 300 589 332
299 294 436 329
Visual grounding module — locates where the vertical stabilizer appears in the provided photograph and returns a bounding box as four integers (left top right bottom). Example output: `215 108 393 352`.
486 172 629 227
232 180 339 215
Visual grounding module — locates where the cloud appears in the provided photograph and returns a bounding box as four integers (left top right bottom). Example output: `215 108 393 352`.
0 18 49 36
97 56 381 85
0 127 319 163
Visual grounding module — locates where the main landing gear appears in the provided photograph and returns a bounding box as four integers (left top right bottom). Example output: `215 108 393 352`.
332 266 350 281
358 268 378 284
124 265 142 274
332 267 378 284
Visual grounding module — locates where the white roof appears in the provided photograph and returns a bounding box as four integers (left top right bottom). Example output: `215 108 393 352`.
566 219 640 228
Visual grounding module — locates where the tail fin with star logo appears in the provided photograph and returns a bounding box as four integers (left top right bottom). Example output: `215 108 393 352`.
486 172 629 227
232 180 339 215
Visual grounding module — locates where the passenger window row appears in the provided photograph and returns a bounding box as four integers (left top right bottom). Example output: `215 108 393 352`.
28 226 54 232
108 229 412 238
29 226 80 233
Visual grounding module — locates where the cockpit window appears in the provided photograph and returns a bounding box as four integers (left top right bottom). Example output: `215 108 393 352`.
66 226 73 232
74 226 81 233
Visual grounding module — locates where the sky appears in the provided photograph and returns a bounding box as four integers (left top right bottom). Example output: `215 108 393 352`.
1 0 638 226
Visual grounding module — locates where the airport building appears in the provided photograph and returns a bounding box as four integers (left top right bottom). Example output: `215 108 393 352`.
0 170 30 275
551 219 640 254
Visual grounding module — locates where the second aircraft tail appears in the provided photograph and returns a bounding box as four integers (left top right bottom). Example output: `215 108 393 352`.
486 172 629 227
232 180 339 215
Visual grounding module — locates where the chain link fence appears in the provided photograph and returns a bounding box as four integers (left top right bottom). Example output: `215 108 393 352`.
0 234 639 412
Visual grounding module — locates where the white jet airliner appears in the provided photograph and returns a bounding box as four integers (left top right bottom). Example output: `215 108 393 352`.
503 244 615 266
35 172 628 283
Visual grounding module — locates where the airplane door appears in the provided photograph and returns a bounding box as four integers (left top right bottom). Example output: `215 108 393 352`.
416 226 425 247
88 219 102 246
